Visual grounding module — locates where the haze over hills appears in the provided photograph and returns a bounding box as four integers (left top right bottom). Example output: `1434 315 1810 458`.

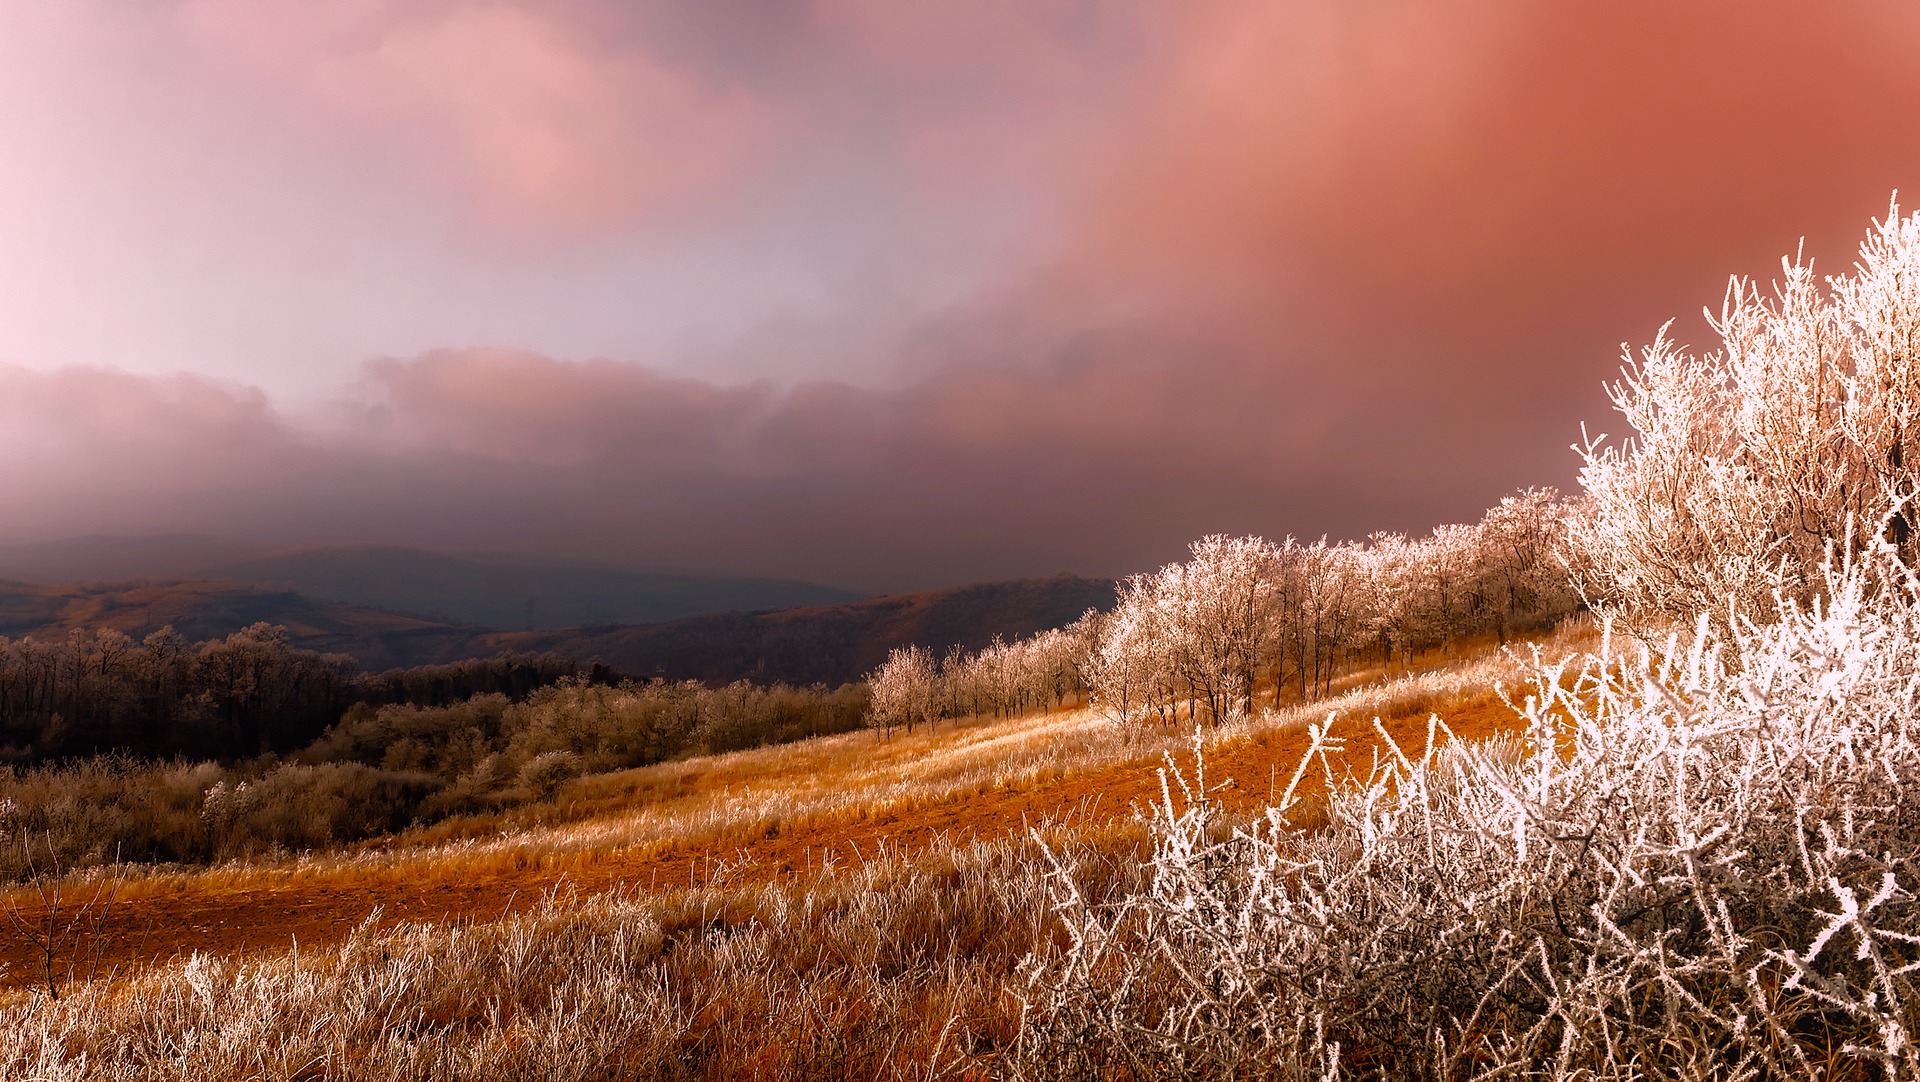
203 546 863 630
477 574 1118 686
0 579 477 671
0 569 1115 685
0 535 279 584
0 538 862 631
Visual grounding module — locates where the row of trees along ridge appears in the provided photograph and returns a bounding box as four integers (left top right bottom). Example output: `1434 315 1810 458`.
868 487 1575 732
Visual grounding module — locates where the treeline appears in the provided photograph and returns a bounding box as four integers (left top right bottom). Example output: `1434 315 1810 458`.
869 488 1575 730
495 574 1117 687
0 623 606 763
867 627 1093 735
0 624 351 761
0 620 871 876
0 675 867 877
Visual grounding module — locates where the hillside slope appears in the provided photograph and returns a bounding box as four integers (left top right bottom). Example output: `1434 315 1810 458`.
0 579 476 670
478 574 1117 685
0 636 1532 993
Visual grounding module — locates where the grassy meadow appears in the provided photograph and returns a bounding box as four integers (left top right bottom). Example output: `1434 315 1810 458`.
0 631 1551 1080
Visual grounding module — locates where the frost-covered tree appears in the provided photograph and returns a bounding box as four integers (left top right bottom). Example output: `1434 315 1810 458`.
1574 199 1920 626
1170 535 1281 722
866 644 937 737
1352 531 1418 668
1473 486 1575 642
1086 573 1181 726
1277 539 1361 700
1075 512 1577 724
1087 536 1281 726
1023 627 1085 713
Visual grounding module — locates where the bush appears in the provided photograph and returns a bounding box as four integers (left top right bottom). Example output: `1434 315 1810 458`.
1573 198 1920 628
302 694 511 777
209 762 440 859
1020 541 1920 1079
515 750 582 801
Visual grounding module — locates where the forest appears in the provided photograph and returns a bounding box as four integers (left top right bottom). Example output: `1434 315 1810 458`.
0 629 594 762
0 630 867 875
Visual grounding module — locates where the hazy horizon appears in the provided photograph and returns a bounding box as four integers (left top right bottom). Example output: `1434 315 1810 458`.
6 2 1920 591
0 532 879 591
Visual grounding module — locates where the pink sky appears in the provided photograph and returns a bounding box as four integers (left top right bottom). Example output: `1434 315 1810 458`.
3 2 1919 590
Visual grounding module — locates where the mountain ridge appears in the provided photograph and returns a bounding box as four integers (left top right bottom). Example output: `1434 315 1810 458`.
471 574 1118 686
0 573 1117 684
203 544 863 630
0 538 863 631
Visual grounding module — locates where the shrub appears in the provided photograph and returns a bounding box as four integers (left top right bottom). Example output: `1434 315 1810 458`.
215 762 440 858
515 750 582 801
1573 199 1920 628
1019 540 1920 1079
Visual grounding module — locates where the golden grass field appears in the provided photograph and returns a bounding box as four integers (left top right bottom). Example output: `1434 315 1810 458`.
0 630 1582 1078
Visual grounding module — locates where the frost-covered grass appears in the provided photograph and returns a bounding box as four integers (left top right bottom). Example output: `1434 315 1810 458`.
41 600 1888 1081
0 839 1093 1081
1018 544 1920 1080
0 632 1559 1080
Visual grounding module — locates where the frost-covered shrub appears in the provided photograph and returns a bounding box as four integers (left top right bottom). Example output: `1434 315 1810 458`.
515 749 582 801
303 694 511 778
1574 199 1920 628
1019 541 1920 1080
219 762 439 857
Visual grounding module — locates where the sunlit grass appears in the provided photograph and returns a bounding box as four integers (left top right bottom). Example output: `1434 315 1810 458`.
0 628 1597 1079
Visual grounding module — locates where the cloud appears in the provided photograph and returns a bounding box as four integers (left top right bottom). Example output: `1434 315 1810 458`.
0 365 310 531
10 3 1920 593
1064 0 1920 342
0 340 1487 590
362 348 777 469
180 0 776 230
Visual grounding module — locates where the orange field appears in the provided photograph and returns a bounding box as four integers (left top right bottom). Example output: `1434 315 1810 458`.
0 640 1546 995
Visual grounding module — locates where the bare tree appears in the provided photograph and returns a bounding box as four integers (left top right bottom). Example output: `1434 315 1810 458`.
1 828 126 1000
1086 574 1180 726
1474 487 1574 643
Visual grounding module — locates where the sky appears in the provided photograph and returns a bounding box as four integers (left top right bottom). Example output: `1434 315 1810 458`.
2 1 1920 592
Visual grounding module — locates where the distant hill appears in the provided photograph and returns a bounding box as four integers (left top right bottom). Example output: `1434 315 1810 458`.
0 537 863 631
0 535 276 584
0 579 477 671
474 575 1119 686
202 546 863 630
0 571 1113 684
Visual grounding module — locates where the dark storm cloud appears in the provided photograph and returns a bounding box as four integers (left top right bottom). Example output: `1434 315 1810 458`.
6 2 1920 590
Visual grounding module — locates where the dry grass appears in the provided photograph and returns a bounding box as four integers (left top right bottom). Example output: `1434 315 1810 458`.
0 629 1584 1078
0 840 1114 1080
